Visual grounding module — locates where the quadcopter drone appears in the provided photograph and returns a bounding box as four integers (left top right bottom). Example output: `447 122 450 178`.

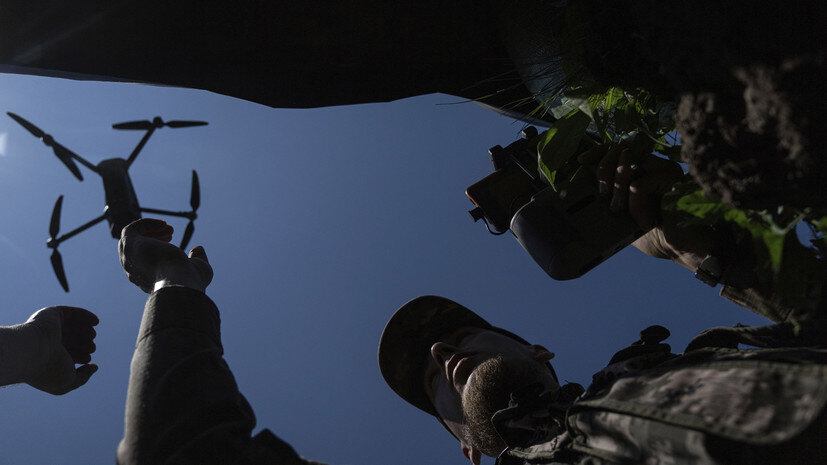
7 113 206 292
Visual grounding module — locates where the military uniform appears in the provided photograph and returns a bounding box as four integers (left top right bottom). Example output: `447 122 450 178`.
379 296 827 465
117 286 325 465
492 326 827 465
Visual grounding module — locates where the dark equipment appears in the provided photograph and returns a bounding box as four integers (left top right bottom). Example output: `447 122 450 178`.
8 113 206 292
466 127 646 280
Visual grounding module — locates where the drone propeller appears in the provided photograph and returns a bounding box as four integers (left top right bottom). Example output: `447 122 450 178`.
190 170 200 211
7 112 84 181
112 117 208 130
180 170 200 250
46 196 68 292
50 250 69 292
111 120 153 130
49 195 63 239
180 221 195 251
166 120 209 128
7 112 45 138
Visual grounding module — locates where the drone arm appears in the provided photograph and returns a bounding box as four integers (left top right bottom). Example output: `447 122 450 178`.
126 127 157 167
64 148 99 173
48 214 107 248
140 207 196 220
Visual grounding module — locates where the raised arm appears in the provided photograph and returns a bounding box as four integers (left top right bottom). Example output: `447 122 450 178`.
578 148 798 322
117 218 319 465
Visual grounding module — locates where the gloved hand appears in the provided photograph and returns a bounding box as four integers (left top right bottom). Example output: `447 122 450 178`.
23 306 99 395
578 147 715 272
119 218 213 293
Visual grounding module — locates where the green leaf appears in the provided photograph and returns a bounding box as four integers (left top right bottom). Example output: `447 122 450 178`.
661 180 702 211
539 163 557 190
813 216 827 234
763 231 786 273
537 109 592 188
612 99 640 135
671 188 729 221
604 87 623 112
588 92 604 116
723 209 786 274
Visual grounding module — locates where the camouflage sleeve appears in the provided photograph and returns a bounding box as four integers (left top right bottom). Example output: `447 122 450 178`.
116 286 322 465
719 285 796 323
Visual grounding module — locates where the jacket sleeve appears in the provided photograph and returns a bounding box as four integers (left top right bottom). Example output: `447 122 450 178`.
116 286 320 465
719 285 798 323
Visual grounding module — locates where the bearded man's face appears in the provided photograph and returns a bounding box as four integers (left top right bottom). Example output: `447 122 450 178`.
423 327 557 456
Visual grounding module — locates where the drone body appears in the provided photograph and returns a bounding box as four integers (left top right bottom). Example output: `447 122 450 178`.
8 113 205 291
98 158 141 237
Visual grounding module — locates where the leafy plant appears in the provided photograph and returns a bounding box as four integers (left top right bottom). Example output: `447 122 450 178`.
531 86 826 316
662 181 826 317
536 87 679 191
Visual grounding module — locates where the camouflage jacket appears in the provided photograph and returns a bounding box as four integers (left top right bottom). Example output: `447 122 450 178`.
117 287 326 465
492 325 827 465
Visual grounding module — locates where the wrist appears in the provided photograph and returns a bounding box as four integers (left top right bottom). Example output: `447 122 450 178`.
0 324 46 384
153 260 207 293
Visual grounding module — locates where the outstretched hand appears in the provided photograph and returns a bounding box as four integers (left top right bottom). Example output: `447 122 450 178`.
24 306 99 395
577 147 714 270
119 218 213 293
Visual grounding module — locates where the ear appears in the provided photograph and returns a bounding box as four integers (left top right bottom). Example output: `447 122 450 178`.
529 344 555 363
461 443 482 465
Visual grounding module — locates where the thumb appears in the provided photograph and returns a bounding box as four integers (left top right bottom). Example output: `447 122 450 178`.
189 246 208 263
70 364 98 391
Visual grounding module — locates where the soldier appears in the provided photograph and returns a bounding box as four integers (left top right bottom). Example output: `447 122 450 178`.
116 218 326 465
378 295 827 465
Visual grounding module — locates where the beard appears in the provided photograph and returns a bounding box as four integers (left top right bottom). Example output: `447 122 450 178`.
460 355 550 456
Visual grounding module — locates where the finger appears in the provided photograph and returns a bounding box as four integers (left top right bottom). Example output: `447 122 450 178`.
188 246 209 263
576 145 606 165
60 307 100 326
140 228 174 244
596 147 620 196
63 337 95 361
70 364 98 391
649 155 685 183
121 218 170 239
62 324 96 341
65 337 96 354
142 230 174 242
63 322 96 340
628 177 663 230
611 149 636 212
67 349 92 364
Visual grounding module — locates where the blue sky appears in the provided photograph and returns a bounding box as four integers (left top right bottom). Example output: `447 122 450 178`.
0 73 769 465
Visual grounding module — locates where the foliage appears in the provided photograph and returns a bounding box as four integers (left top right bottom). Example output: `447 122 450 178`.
662 181 827 314
537 87 679 192
531 86 826 312
536 108 591 188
